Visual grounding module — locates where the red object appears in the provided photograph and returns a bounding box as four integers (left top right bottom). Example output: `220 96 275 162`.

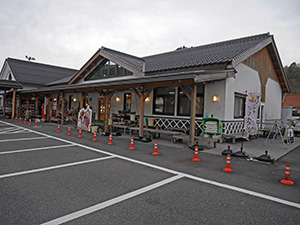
281 164 294 185
77 128 83 137
24 118 27 124
92 131 98 141
152 142 160 155
107 134 114 145
129 138 135 150
15 117 18 122
19 117 22 123
192 146 201 161
29 119 32 125
67 126 72 135
11 115 13 121
57 124 61 133
35 120 38 127
223 154 233 172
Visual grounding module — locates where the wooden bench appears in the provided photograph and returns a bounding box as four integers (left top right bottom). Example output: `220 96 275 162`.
110 124 130 135
172 134 218 149
222 133 244 144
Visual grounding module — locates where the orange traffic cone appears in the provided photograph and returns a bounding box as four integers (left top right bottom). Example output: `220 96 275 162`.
107 134 114 145
152 142 160 155
11 115 13 121
77 128 83 137
57 124 61 132
29 119 32 125
223 154 233 172
19 117 22 123
15 117 18 122
67 126 72 135
280 164 294 185
129 138 135 150
35 120 38 127
192 146 200 161
24 118 27 124
92 131 98 141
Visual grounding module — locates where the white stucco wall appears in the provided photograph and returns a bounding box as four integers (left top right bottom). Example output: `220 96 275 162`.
265 78 282 120
224 63 261 120
0 62 16 81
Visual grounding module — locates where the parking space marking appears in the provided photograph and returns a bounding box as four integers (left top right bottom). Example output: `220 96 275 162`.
41 174 184 225
0 136 48 142
1 120 300 211
0 144 75 155
0 155 115 179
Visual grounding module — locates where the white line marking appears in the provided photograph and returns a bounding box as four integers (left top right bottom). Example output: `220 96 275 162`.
0 131 29 135
41 174 184 225
0 127 17 132
0 156 115 179
1 120 299 210
0 137 48 142
0 144 75 155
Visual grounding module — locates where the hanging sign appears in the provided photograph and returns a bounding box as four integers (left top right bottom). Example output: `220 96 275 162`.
244 92 261 137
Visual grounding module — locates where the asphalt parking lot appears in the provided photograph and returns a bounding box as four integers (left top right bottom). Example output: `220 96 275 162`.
0 117 299 224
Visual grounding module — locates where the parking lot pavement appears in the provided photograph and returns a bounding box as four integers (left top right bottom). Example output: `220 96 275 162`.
0 118 299 224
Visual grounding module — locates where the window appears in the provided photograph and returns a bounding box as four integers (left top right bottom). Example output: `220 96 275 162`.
124 93 131 111
153 87 175 115
85 59 133 80
234 93 246 118
177 84 204 117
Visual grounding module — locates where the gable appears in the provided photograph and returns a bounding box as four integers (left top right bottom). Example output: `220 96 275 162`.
0 61 16 81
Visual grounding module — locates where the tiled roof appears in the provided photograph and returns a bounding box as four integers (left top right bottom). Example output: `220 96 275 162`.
282 94 300 107
46 75 73 86
143 33 271 72
7 58 77 86
100 33 272 73
101 47 144 71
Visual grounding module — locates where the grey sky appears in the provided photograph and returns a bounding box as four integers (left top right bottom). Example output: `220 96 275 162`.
0 0 299 70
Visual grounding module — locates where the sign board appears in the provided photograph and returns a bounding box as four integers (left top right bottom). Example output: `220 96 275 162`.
287 127 294 144
202 118 222 134
77 105 92 132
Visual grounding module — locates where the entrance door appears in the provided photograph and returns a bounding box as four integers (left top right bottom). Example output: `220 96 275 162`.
97 97 105 121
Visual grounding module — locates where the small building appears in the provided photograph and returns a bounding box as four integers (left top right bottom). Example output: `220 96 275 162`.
282 93 300 116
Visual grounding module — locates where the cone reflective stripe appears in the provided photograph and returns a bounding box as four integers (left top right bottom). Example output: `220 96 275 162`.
152 142 160 155
192 146 200 161
129 138 135 150
67 126 72 135
34 120 38 127
107 134 114 145
29 119 32 125
280 164 294 185
223 154 233 172
56 124 61 132
24 118 27 124
92 131 98 141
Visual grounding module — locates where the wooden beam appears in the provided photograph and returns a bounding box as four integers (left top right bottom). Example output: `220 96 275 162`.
3 89 6 115
18 95 22 117
143 87 154 101
139 86 145 137
12 89 16 118
133 88 141 98
190 84 197 146
61 92 65 124
178 82 191 100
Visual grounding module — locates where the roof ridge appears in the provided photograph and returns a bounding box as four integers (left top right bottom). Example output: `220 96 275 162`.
101 47 144 62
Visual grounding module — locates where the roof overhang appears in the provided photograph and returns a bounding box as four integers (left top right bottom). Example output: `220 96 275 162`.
0 79 23 90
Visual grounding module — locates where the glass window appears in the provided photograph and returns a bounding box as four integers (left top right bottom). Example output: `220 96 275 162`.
177 84 204 117
124 93 131 112
234 94 246 118
153 87 175 115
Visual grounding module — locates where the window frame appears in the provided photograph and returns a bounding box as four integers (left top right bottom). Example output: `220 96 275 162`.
234 93 246 119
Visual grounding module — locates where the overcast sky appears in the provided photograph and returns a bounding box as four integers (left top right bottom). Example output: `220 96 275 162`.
0 0 299 70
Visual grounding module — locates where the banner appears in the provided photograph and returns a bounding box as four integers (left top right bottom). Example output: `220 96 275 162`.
77 105 92 132
244 92 261 136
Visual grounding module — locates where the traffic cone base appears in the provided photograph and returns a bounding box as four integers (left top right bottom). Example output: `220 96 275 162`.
129 146 135 150
192 158 200 162
280 179 294 185
152 152 160 155
107 142 114 145
223 168 233 172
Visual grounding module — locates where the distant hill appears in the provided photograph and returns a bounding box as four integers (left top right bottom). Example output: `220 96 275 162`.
284 62 300 93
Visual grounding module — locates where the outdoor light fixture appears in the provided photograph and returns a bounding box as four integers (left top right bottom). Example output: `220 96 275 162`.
116 97 121 102
73 97 77 102
212 95 219 102
53 98 57 102
145 97 150 103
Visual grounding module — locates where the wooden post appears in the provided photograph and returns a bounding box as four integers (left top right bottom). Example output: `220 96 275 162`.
104 90 115 131
12 89 16 118
190 84 197 146
18 95 22 117
35 96 39 117
46 96 51 121
61 92 65 124
26 95 30 118
3 89 6 115
80 92 85 109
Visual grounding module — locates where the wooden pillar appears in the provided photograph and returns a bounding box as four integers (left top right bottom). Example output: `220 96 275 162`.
3 89 6 115
18 95 22 117
61 92 65 124
104 90 115 131
190 84 197 146
80 92 85 109
46 96 51 121
12 89 16 118
26 95 30 118
35 96 39 117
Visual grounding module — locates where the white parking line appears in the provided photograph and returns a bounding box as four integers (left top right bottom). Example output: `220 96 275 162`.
0 155 115 179
0 136 48 142
41 174 184 225
1 120 299 211
0 144 75 155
